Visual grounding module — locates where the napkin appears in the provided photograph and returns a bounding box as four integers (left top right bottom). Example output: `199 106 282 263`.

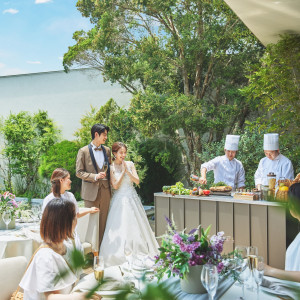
261 277 300 299
72 273 134 294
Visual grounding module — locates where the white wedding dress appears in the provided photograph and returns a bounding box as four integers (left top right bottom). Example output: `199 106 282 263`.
99 161 159 267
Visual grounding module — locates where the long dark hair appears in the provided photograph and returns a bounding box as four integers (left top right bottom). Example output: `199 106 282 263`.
50 168 69 197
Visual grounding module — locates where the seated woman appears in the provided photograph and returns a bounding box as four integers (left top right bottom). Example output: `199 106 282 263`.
264 183 300 282
42 168 99 252
20 198 99 299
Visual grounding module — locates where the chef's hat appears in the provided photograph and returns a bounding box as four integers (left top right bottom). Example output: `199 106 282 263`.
224 135 240 151
264 133 279 150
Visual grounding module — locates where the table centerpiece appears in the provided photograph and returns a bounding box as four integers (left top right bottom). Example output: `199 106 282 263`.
154 216 226 294
0 191 25 229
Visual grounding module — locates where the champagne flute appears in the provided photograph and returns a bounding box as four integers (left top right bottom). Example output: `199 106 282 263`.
200 264 218 300
103 161 108 180
2 210 12 230
246 246 258 290
234 246 248 300
94 256 105 282
253 256 264 299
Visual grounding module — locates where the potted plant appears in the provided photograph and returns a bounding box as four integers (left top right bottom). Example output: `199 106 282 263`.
154 217 225 294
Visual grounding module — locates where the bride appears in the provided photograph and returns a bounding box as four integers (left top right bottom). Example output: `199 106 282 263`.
100 142 159 267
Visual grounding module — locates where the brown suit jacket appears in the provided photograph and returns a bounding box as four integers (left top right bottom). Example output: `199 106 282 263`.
76 144 111 201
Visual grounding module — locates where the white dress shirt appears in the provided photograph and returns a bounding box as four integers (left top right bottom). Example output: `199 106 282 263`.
201 155 245 188
91 142 104 169
254 154 294 186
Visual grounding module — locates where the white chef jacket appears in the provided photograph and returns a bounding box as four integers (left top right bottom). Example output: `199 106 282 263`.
201 155 245 188
285 232 300 271
254 154 294 186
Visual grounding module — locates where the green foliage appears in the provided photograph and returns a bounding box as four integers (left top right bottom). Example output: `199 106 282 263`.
242 34 300 169
64 0 264 175
0 111 60 196
136 137 183 203
39 140 82 199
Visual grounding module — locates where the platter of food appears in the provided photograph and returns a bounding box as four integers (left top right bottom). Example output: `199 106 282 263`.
209 182 232 196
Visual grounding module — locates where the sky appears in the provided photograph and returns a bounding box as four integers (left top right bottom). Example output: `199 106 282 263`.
0 0 92 76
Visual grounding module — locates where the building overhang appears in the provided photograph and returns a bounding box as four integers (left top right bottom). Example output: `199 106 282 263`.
224 0 300 46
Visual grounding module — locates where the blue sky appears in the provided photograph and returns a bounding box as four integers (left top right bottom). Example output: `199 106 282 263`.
0 0 91 76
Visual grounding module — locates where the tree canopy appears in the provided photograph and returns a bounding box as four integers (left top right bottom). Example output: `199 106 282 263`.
64 0 263 174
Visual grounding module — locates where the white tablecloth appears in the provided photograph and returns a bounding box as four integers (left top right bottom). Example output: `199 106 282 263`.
73 265 300 299
0 222 41 261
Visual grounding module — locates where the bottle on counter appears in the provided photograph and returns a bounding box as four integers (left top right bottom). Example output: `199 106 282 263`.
267 172 276 189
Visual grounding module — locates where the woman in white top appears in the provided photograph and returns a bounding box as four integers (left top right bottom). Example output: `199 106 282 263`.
100 142 159 267
42 168 99 252
264 183 300 282
42 168 99 217
20 198 99 299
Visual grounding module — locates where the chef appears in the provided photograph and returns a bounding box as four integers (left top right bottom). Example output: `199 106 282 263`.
199 135 245 189
255 133 294 188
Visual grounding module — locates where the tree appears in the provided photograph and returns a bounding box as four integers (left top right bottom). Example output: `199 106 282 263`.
0 111 60 195
39 140 82 200
64 0 263 175
242 34 300 174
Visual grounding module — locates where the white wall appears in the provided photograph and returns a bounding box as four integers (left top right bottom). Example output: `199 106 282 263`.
0 68 131 140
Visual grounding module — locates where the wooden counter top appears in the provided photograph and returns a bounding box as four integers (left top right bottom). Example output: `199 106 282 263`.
154 192 282 206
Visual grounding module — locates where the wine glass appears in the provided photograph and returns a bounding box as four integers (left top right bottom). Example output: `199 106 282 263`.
131 256 147 297
124 240 133 280
201 264 219 300
234 246 248 300
246 246 258 290
31 205 39 222
94 256 105 282
253 256 264 299
103 161 108 180
2 210 12 230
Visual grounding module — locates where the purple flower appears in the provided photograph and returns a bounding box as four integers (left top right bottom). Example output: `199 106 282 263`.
187 235 195 242
172 268 180 275
217 262 224 273
188 228 197 235
172 233 182 245
165 216 176 232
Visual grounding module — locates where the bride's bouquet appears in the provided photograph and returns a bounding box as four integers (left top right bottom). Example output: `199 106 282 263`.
154 216 226 281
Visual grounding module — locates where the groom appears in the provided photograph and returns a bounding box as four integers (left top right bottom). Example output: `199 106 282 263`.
76 123 111 247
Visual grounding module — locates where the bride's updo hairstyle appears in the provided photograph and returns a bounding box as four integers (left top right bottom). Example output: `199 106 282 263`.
51 168 69 197
112 142 127 160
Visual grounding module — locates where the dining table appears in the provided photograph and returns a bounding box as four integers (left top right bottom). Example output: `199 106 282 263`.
0 220 41 261
73 263 300 299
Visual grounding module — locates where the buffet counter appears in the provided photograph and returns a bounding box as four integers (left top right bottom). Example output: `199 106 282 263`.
154 193 286 269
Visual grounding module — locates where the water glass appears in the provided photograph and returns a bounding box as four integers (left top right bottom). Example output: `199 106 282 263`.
253 256 264 298
94 256 105 282
131 256 147 296
201 264 219 300
2 211 12 230
234 246 248 299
